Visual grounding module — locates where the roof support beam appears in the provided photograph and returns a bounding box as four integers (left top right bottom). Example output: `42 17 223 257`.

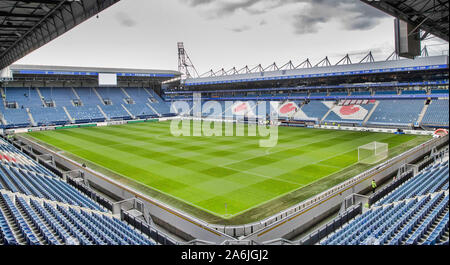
0 11 45 18
0 0 121 69
360 0 449 41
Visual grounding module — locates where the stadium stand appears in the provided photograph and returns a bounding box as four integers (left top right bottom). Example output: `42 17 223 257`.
124 88 152 104
323 102 376 125
431 89 449 95
0 87 178 128
329 92 348 96
299 101 331 121
0 108 31 128
74 88 103 106
375 90 397 95
29 107 69 126
421 100 449 127
3 88 43 108
310 92 328 97
351 91 372 96
147 90 171 116
96 87 127 105
100 105 131 120
38 87 76 107
1 85 449 129
320 159 449 245
65 106 105 123
291 92 309 97
374 161 449 206
0 137 157 245
366 99 425 127
125 104 157 118
401 90 428 95
170 101 193 116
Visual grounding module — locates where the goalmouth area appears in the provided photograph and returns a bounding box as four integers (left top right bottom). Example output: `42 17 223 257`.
23 121 432 225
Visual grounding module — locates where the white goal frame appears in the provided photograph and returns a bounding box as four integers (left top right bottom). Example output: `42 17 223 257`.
358 141 388 164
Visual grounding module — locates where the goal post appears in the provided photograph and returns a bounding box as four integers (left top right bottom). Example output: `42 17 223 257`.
358 142 388 164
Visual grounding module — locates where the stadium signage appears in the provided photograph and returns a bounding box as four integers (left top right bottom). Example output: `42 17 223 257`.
15 70 175 78
17 70 98 76
168 80 449 94
116 73 175 77
165 94 449 102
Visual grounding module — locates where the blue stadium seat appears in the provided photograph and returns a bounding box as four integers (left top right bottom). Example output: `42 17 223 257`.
320 160 449 246
421 100 449 127
0 138 158 245
366 99 424 126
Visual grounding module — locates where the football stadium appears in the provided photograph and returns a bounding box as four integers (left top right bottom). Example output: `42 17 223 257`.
0 0 449 250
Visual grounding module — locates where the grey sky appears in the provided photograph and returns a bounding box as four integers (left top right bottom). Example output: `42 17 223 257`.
15 0 448 74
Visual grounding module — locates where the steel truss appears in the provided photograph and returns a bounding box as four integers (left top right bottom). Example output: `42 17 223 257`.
0 0 120 70
361 0 449 41
198 51 409 78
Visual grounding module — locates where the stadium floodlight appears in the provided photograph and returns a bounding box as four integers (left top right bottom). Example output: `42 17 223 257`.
358 142 388 164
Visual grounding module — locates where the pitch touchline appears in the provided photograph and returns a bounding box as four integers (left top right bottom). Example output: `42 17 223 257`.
32 129 394 218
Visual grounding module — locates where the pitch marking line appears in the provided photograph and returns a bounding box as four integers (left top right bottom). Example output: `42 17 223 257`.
25 127 409 220
218 130 357 168
221 166 303 186
219 136 396 218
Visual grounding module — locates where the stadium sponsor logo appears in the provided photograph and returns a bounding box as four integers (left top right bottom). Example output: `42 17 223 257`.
279 102 298 114
169 95 279 147
339 105 360 115
234 102 248 113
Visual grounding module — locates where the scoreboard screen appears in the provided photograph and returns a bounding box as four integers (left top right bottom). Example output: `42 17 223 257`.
98 73 117 86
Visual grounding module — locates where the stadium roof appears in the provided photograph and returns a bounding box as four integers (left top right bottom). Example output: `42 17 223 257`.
8 64 181 82
361 0 449 41
184 55 449 86
0 0 120 70
10 64 181 76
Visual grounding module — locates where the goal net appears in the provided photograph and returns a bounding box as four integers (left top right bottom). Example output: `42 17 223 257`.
358 142 388 164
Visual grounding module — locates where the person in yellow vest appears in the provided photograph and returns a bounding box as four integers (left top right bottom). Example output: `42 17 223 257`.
371 179 377 194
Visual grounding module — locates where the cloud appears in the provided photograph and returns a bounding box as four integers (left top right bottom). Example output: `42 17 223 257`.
179 0 387 34
182 0 214 6
290 0 387 34
230 25 252 33
182 0 281 17
115 12 137 28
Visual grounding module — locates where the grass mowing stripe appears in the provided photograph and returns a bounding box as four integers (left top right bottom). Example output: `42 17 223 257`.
26 121 432 220
33 130 215 189
27 132 235 216
32 126 296 211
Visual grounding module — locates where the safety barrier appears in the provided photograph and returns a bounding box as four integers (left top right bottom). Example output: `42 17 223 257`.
300 203 362 245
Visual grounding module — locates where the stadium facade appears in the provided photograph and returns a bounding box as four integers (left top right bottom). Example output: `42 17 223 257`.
1 54 448 130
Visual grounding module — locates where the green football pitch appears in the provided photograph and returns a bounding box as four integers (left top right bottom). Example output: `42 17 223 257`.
25 121 431 224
